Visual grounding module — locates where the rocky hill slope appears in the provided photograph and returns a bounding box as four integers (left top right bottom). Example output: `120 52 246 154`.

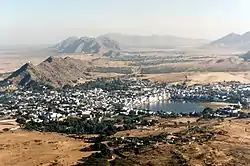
209 32 250 49
53 36 121 54
0 56 91 88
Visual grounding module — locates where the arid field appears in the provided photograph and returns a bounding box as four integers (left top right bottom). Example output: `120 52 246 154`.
113 118 250 166
1 50 250 86
141 72 250 85
1 117 250 166
0 119 19 131
0 131 92 166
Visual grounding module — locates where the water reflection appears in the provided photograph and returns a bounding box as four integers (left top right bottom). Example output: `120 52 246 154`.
140 101 205 113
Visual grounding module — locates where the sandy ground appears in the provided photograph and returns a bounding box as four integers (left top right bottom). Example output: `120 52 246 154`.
142 72 250 85
200 102 236 109
0 55 47 74
67 54 133 67
0 119 19 131
0 131 91 166
0 54 130 75
214 118 250 144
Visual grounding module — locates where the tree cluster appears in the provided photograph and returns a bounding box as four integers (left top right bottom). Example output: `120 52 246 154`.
24 118 117 135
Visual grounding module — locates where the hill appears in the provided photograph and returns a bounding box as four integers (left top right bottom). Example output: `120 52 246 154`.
53 36 120 54
53 34 209 54
241 51 250 61
1 62 42 87
111 118 250 166
209 31 250 49
100 33 209 48
0 56 91 88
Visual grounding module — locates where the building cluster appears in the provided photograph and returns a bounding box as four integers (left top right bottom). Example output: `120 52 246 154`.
169 82 250 104
1 79 250 122
0 79 169 122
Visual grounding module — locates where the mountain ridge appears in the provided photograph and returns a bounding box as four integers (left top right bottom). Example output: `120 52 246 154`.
209 31 250 49
53 33 210 54
53 36 121 54
99 33 209 48
0 56 91 88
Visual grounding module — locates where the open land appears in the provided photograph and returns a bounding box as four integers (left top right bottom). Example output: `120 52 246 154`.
1 117 250 166
140 72 250 85
0 46 249 85
0 131 91 166
0 119 19 131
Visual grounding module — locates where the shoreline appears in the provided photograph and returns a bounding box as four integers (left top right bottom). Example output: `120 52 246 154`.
200 102 236 109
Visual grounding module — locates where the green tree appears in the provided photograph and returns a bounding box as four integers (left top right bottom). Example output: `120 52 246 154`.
202 107 213 118
100 144 112 158
96 134 107 143
82 157 110 166
16 117 27 125
93 142 101 150
110 158 133 166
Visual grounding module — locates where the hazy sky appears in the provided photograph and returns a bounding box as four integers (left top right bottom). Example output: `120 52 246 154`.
1 0 250 45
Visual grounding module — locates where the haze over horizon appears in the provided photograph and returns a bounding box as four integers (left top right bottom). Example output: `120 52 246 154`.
2 0 250 45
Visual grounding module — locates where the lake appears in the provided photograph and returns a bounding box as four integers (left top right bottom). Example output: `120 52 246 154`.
140 101 205 113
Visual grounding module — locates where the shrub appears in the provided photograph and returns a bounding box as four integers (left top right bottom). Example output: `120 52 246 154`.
110 158 134 166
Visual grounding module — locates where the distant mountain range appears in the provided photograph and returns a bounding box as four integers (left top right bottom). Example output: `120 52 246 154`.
53 36 120 55
53 33 209 54
100 33 209 48
241 51 250 61
209 32 250 49
0 56 91 88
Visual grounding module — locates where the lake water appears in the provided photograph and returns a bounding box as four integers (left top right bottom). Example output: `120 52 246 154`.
140 101 205 113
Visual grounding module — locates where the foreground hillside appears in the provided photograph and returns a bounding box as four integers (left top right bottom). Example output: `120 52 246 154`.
1 118 250 166
118 118 250 166
79 117 250 166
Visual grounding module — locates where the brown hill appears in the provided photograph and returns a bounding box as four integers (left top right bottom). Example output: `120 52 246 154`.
1 56 91 88
2 62 42 87
198 57 249 71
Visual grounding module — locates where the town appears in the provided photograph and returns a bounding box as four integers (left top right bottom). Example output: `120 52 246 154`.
1 77 250 165
0 77 250 125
